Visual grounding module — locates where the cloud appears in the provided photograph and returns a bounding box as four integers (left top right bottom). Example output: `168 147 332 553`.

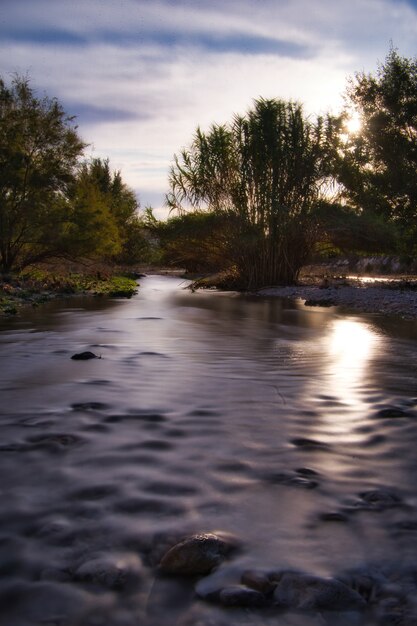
68 102 145 125
2 0 417 216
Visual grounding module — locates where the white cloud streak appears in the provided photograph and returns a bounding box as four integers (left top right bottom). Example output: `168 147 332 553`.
2 0 417 215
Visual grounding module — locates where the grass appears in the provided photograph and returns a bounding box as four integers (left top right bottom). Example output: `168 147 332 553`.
0 267 138 316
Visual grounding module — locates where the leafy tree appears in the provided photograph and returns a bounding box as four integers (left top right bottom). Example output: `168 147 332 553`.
167 98 339 287
63 176 121 259
314 200 398 255
78 157 138 228
340 49 417 254
76 157 148 263
157 210 243 273
0 75 85 271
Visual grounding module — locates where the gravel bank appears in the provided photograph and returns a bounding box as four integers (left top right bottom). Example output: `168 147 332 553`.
257 279 417 319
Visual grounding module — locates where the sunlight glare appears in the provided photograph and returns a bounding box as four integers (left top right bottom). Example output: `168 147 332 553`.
345 111 362 135
328 319 378 408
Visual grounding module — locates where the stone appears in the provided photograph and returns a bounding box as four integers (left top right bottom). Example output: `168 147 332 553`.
158 533 237 576
304 298 335 307
71 351 99 360
291 437 328 449
219 585 266 607
74 553 142 590
358 489 402 509
376 407 411 418
194 565 242 602
319 512 349 523
273 572 366 611
241 569 276 593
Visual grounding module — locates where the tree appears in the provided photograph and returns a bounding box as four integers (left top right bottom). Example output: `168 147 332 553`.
167 98 339 288
76 157 147 263
62 176 121 259
0 75 85 271
340 49 417 255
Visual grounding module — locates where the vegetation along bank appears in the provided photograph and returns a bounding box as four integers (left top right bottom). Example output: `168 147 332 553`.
1 48 417 314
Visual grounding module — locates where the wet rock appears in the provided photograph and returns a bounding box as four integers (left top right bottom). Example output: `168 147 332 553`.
358 489 403 510
71 351 99 360
319 511 350 523
336 567 386 603
376 406 411 419
74 553 142 590
295 467 319 476
158 532 238 576
241 569 276 593
304 298 336 307
71 402 110 411
291 437 329 450
258 470 318 489
219 585 266 607
273 571 366 611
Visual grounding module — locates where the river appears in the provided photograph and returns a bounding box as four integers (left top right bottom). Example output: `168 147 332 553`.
0 275 416 625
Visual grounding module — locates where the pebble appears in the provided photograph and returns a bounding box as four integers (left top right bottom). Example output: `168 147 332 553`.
158 533 237 576
74 553 142 590
257 284 417 318
219 585 266 607
358 489 403 509
273 571 366 611
71 351 99 360
241 569 276 593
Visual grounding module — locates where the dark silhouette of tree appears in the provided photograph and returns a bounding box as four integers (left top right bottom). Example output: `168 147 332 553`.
167 98 339 287
0 75 85 272
340 48 417 255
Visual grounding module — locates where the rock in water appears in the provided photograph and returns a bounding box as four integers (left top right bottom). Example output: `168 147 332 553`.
273 572 366 611
158 533 236 576
74 553 142 590
219 585 266 607
71 351 98 361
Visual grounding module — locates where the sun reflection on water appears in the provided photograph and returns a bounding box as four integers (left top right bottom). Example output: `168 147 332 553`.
327 318 379 410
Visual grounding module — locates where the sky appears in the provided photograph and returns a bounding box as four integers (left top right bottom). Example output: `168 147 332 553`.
2 0 417 218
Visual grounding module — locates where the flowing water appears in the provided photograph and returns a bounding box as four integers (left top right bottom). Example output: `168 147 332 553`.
0 275 417 625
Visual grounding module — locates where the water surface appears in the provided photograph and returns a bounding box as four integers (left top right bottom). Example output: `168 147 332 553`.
0 275 416 625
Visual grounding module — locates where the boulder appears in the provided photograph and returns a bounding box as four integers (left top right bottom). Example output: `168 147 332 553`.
219 585 266 607
74 553 142 590
71 351 98 361
159 533 237 576
273 572 366 611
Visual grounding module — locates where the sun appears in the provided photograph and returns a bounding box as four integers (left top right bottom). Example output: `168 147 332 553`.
345 111 362 135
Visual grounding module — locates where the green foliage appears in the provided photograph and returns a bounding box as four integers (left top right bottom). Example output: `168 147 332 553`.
314 201 398 254
64 177 121 258
0 75 86 271
167 98 340 287
0 76 148 272
0 269 138 315
157 210 243 273
340 48 417 254
75 157 152 265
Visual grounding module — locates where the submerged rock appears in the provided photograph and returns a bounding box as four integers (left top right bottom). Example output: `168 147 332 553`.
358 489 403 509
241 569 276 594
159 533 237 576
71 351 99 360
219 585 266 607
74 553 142 590
272 571 366 611
375 406 411 419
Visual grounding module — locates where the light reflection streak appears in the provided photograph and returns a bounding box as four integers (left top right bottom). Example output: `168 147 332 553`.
327 318 379 411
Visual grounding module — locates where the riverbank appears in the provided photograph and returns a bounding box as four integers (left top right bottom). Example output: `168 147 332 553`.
257 276 417 319
0 267 138 316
